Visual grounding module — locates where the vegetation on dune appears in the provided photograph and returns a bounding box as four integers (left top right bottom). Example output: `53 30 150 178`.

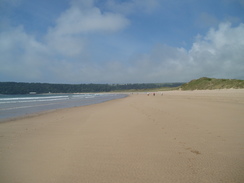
180 77 244 90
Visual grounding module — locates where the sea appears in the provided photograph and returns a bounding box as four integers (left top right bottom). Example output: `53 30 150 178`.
0 93 127 121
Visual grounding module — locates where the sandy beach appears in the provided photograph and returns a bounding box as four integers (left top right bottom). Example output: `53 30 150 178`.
0 89 244 183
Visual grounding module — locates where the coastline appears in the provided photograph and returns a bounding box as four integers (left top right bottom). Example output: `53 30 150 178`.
0 93 128 122
0 89 244 183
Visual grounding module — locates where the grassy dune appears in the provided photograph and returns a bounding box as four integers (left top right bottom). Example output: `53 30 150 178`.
180 77 244 90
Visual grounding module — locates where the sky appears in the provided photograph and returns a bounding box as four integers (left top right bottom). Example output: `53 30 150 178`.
0 0 244 84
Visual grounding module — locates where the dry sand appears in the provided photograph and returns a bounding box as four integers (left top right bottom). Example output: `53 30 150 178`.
0 89 244 183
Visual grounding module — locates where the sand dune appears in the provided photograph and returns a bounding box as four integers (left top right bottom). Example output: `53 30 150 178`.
0 89 244 183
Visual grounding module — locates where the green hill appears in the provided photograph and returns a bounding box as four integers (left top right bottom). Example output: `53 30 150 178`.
180 77 244 90
0 82 183 94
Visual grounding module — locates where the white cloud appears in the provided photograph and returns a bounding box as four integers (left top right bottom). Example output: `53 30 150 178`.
0 26 48 81
189 22 244 78
0 1 130 83
45 1 129 58
46 33 86 57
126 22 244 82
50 6 129 36
57 21 244 83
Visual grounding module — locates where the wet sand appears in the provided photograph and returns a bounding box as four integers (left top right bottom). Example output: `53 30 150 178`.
0 89 244 183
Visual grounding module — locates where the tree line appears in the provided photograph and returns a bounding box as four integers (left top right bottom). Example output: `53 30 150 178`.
0 82 183 94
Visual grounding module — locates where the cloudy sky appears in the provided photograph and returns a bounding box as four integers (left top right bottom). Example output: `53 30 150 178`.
0 0 244 83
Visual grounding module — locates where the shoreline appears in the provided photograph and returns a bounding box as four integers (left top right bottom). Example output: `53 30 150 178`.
0 93 128 122
0 89 244 183
2 88 243 123
0 94 129 123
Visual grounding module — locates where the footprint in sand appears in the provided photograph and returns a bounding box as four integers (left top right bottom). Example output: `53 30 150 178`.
185 147 201 155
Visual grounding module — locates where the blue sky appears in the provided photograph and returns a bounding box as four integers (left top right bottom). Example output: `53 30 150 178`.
0 0 244 83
